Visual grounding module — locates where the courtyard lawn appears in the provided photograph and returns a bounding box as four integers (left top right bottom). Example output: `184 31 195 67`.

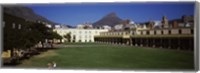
16 43 194 70
63 42 104 45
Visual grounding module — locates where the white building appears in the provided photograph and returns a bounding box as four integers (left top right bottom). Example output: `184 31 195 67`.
114 24 123 30
153 21 162 28
129 20 135 24
46 24 52 28
54 24 69 29
77 24 93 29
102 25 112 30
55 25 61 28
54 28 108 42
77 24 84 29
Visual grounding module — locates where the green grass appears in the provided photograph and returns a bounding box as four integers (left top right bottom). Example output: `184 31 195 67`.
63 42 104 45
16 43 194 70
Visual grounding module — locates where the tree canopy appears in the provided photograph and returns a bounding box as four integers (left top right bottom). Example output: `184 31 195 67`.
3 13 62 51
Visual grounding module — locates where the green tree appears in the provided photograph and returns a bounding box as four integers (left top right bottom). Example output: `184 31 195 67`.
3 13 62 51
63 32 71 42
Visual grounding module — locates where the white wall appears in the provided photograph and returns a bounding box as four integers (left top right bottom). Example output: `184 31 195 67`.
54 28 108 42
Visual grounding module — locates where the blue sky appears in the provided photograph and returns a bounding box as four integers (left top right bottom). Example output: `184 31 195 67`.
27 2 194 26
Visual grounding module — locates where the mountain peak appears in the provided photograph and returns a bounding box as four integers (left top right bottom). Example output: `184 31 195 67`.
93 12 123 27
106 12 117 17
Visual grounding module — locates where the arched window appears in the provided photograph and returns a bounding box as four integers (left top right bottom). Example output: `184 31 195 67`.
146 31 150 35
179 29 182 34
169 30 171 34
191 29 194 34
18 24 21 29
141 31 143 35
154 30 156 35
12 23 15 29
3 21 5 27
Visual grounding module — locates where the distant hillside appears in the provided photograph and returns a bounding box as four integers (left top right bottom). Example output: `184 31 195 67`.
93 12 123 27
3 6 59 25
